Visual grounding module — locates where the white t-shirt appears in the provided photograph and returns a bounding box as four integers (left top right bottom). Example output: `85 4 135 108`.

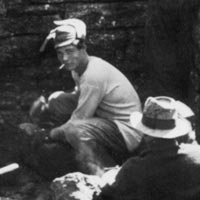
70 56 142 151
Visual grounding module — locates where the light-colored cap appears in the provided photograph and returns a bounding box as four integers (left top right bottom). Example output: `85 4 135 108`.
54 18 86 48
39 18 86 52
130 96 192 139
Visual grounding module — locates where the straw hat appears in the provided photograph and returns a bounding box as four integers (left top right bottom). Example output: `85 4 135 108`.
130 96 193 139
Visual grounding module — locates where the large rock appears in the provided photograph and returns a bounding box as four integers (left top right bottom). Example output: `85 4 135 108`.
51 167 120 200
143 0 200 102
62 2 146 29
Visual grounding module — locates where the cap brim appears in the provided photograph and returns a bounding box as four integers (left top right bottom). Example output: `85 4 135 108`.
54 39 75 48
54 38 80 49
130 112 192 139
53 19 68 26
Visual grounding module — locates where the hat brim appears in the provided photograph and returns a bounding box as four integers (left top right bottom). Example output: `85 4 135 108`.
54 39 76 49
130 112 192 139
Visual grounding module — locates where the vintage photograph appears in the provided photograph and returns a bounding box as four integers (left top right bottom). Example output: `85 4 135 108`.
0 0 200 199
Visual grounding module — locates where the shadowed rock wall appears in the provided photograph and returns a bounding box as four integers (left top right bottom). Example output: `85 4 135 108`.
192 10 200 141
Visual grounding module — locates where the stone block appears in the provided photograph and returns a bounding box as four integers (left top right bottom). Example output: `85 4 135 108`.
0 35 41 67
62 2 147 29
87 30 127 67
0 15 58 36
51 172 101 200
30 0 143 3
123 29 145 71
4 2 146 30
6 3 63 17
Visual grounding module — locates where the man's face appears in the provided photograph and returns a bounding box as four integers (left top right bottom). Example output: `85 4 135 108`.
56 45 82 71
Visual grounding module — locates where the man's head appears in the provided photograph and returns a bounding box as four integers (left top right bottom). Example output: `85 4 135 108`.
54 19 87 73
53 18 86 48
40 18 88 73
130 96 194 140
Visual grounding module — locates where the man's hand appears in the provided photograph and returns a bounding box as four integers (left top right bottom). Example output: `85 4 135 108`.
49 122 80 147
19 123 40 136
50 126 65 142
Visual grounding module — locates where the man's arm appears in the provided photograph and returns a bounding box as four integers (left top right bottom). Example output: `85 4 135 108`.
50 83 103 141
70 83 103 120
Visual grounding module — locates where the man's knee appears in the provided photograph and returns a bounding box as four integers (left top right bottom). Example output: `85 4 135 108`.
61 122 83 147
48 91 77 121
48 91 69 113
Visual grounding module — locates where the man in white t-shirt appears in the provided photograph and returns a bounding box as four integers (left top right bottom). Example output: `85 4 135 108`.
31 18 143 175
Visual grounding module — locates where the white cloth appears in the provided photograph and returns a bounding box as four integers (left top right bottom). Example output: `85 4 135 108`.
70 56 142 151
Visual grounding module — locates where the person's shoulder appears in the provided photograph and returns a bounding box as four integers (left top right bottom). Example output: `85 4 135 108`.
120 156 142 171
114 156 143 183
180 143 200 151
88 56 113 68
84 56 111 80
179 143 200 161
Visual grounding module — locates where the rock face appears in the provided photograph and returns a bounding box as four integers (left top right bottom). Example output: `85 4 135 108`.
51 172 102 200
193 9 200 142
50 167 120 200
141 0 200 141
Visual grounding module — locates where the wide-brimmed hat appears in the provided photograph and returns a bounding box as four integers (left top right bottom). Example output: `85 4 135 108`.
130 96 193 139
40 18 86 52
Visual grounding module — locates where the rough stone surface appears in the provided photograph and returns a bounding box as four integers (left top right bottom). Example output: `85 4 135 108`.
50 167 120 200
142 0 200 140
51 172 102 200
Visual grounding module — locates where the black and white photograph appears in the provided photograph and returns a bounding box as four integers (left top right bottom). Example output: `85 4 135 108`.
0 0 200 199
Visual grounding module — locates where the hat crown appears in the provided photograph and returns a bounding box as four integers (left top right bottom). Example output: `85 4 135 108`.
54 25 76 45
39 18 86 52
130 96 193 138
55 18 86 38
144 97 176 120
54 18 86 48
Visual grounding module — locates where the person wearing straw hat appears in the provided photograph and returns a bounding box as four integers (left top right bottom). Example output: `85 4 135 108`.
97 96 200 200
29 18 143 174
